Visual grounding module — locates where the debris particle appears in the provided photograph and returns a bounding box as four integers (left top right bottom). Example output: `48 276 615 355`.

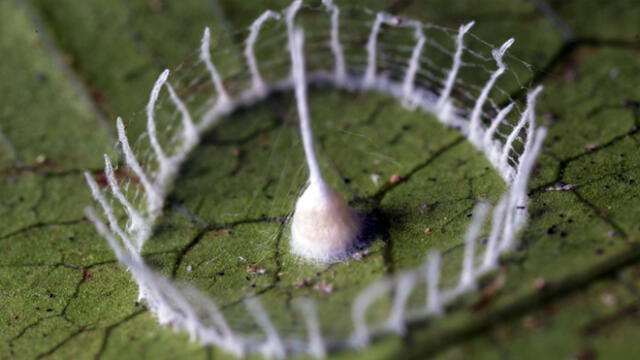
293 277 313 288
238 256 246 262
624 99 640 109
573 347 597 360
186 265 193 273
585 143 597 151
245 265 267 275
533 277 546 291
313 283 334 293
389 174 404 184
370 173 381 185
600 292 618 307
424 227 431 234
150 0 164 12
36 154 46 164
419 203 431 213
34 73 48 83
545 182 577 191
522 315 541 329
351 249 370 260
472 272 506 312
232 148 241 157
543 112 558 125
609 68 620 78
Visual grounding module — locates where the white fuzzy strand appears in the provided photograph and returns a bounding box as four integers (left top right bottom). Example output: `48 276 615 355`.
484 103 514 159
481 196 509 270
245 298 285 358
458 202 490 291
103 155 149 249
436 21 475 122
402 27 426 109
245 10 281 96
296 299 326 358
84 172 138 255
165 82 199 150
469 38 514 145
351 279 392 347
115 117 162 215
200 27 230 106
322 0 346 84
385 272 417 334
146 70 170 166
425 251 443 315
289 28 325 185
363 13 384 87
499 86 543 175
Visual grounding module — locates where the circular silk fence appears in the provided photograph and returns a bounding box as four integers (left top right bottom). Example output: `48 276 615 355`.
85 1 546 357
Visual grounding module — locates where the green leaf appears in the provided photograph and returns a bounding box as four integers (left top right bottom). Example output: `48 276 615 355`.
1 0 639 359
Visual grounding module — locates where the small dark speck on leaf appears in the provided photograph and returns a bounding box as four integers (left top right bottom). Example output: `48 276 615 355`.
34 73 48 83
624 99 640 108
522 315 542 330
573 347 597 360
472 272 506 312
